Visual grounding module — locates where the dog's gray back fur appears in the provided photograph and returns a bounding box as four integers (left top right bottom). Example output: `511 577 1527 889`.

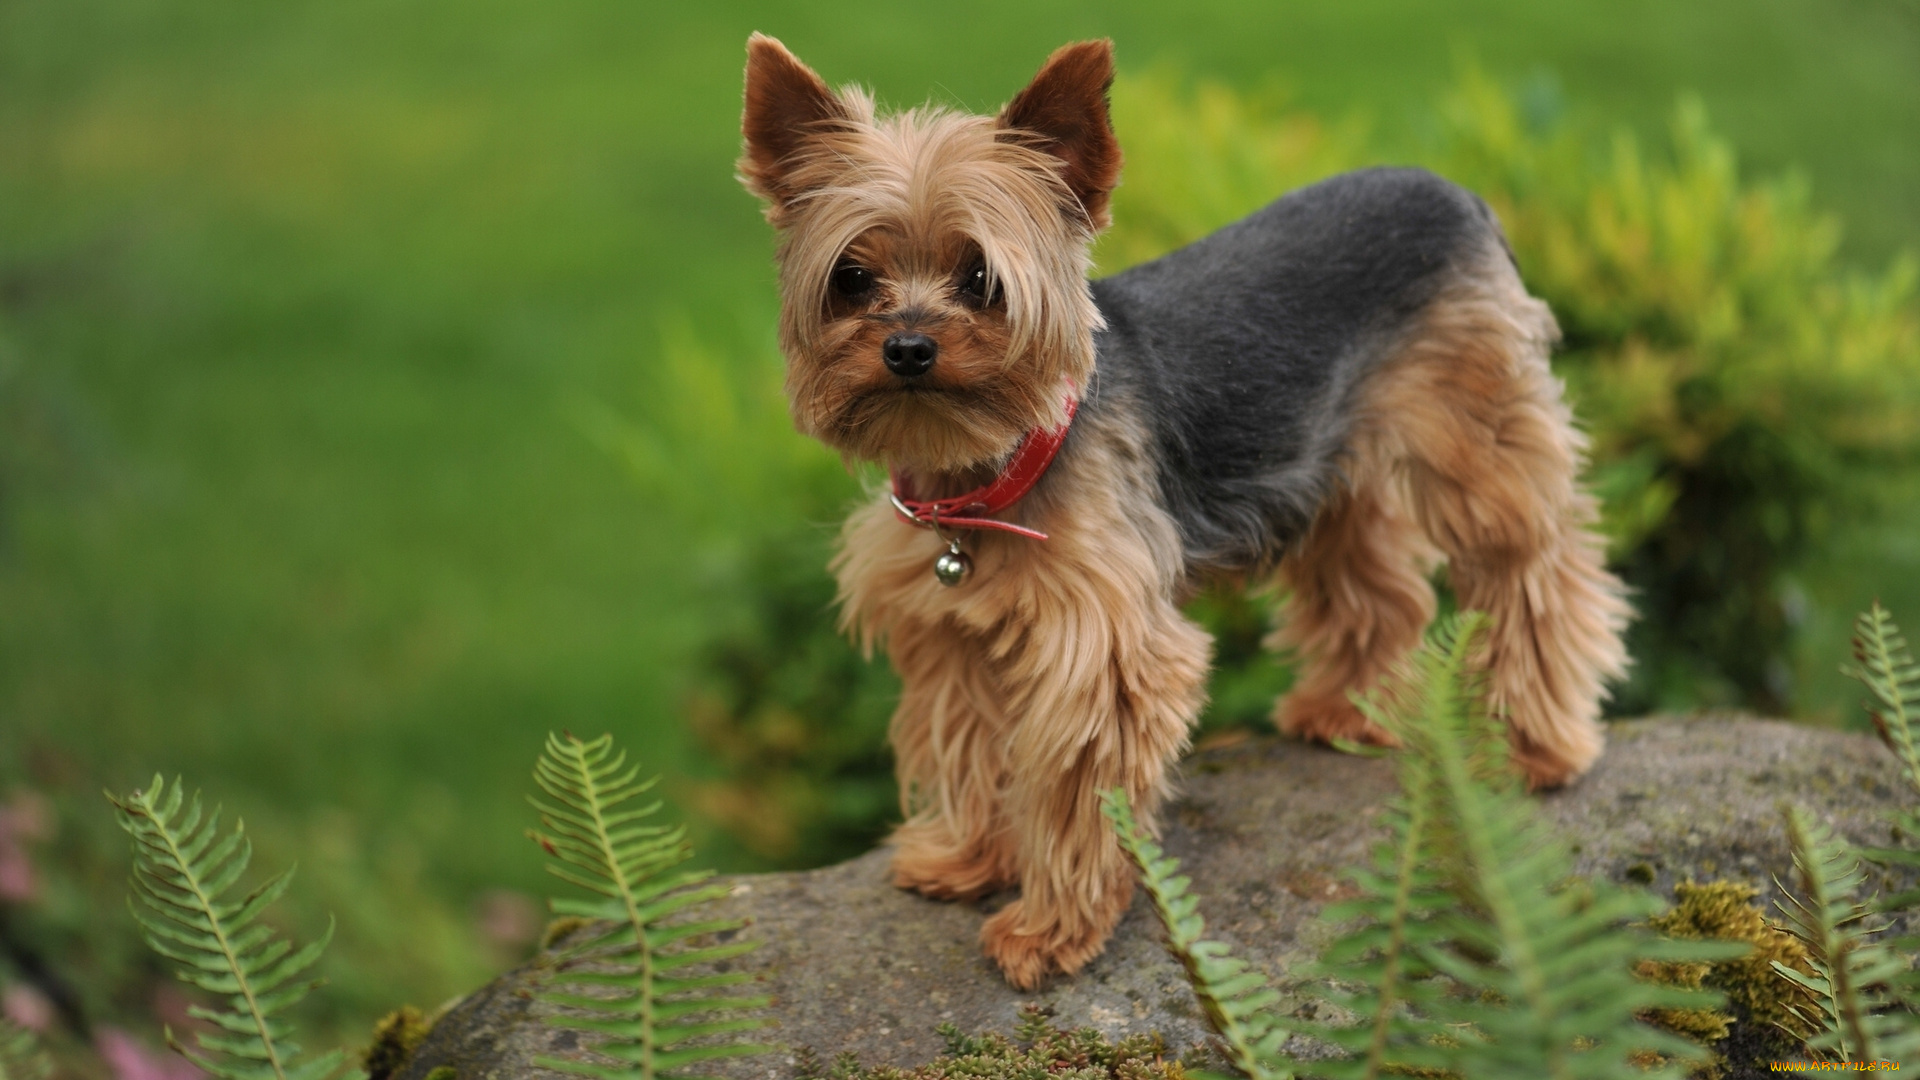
1081 166 1509 579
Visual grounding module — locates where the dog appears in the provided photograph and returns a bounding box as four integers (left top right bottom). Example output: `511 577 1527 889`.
736 34 1630 989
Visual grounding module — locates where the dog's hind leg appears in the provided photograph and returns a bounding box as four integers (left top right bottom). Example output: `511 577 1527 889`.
1369 254 1631 787
1272 478 1438 746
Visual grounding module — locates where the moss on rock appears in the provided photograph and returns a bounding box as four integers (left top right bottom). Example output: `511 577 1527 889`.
796 1006 1193 1080
365 1006 436 1080
1639 880 1817 1078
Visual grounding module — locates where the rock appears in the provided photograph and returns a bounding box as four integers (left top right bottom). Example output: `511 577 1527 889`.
398 716 1910 1080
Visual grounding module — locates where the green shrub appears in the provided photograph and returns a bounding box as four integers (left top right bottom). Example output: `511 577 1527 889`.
0 1019 52 1080
677 532 900 868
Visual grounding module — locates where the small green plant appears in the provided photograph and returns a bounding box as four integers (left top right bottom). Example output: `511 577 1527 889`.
527 732 771 1080
1761 601 1920 1060
1770 806 1920 1061
1843 605 1920 1023
0 1019 52 1080
107 776 351 1080
1110 614 1732 1079
1102 793 1292 1080
362 1006 434 1080
1844 602 1920 800
792 1005 1190 1080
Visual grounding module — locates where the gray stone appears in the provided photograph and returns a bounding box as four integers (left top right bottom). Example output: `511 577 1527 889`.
398 716 1912 1080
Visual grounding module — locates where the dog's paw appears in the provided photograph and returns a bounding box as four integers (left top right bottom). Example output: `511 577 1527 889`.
889 826 1011 901
979 901 1111 991
1275 691 1400 747
1508 726 1602 791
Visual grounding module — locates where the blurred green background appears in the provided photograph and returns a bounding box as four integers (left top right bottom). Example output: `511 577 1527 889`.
1 0 1916 1068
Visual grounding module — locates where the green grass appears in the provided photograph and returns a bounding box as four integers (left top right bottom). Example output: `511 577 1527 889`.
0 0 1914 1041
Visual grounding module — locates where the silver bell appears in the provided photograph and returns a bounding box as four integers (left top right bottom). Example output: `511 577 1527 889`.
933 542 972 587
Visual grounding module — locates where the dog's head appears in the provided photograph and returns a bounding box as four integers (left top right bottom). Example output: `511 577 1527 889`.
738 35 1120 472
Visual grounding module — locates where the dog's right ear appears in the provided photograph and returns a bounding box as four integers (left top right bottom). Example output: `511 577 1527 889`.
739 33 846 211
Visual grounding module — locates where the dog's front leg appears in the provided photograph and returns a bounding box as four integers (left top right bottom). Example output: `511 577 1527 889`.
835 497 1025 900
883 616 1019 900
978 572 1211 989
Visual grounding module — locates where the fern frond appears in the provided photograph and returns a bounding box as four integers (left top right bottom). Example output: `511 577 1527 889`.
1101 789 1293 1080
0 1018 52 1080
529 733 771 1080
1771 803 1920 1060
1305 776 1465 1078
108 776 348 1080
1117 614 1729 1078
1843 602 1920 798
1838 603 1920 1015
1318 614 1732 1080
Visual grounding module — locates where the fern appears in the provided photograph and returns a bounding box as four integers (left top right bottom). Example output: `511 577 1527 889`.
1304 722 1464 1076
0 1018 52 1080
1831 603 1920 1019
1101 790 1293 1080
1311 612 1507 1078
528 732 771 1080
1112 614 1730 1079
1323 614 1729 1079
107 776 347 1080
1844 604 1920 909
1768 604 1920 1057
1771 804 1920 1059
1844 601 1920 799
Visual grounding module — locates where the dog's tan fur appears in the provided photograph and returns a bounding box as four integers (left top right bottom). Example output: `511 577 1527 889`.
835 399 1210 988
1274 250 1631 786
739 34 1629 988
739 35 1103 473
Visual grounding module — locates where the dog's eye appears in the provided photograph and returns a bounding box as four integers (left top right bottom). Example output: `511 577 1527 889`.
831 264 875 298
959 262 996 304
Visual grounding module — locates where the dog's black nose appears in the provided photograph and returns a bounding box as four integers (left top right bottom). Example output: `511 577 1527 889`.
882 332 938 377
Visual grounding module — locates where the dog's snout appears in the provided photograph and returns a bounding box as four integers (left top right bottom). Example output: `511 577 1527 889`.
882 332 938 377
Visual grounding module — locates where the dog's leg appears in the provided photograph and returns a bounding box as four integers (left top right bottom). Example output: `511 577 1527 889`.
837 420 1210 987
883 617 1018 900
834 498 1019 900
962 434 1211 988
1373 261 1631 788
980 575 1210 989
1272 482 1437 745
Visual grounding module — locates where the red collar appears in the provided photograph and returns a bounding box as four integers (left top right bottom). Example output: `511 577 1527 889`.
889 396 1078 542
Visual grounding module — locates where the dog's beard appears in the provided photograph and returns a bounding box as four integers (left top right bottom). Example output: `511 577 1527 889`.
783 302 1070 473
792 365 1046 473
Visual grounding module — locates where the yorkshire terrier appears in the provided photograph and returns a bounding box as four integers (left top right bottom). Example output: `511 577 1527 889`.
737 34 1629 989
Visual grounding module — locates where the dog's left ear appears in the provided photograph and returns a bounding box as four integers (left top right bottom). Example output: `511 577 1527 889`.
739 33 849 213
998 40 1122 230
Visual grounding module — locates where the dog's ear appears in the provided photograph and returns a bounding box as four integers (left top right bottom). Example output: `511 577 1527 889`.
740 33 848 210
997 40 1122 230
